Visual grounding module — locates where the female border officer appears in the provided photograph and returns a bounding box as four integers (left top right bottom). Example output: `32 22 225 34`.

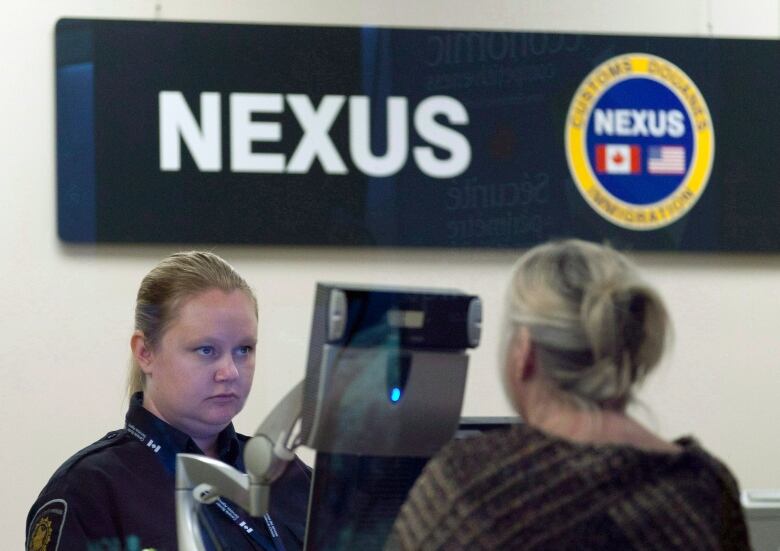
26 251 310 551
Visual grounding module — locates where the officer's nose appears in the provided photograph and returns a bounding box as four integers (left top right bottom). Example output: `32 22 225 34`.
214 356 240 382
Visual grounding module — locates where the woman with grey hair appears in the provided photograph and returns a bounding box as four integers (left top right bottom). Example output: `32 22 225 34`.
391 239 749 550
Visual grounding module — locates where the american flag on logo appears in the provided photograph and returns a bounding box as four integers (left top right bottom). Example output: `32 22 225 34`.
647 146 686 175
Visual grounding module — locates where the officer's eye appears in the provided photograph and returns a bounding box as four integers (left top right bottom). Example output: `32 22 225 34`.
235 345 254 356
195 346 216 357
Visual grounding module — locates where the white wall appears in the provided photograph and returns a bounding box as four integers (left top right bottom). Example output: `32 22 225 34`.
2 1 779 548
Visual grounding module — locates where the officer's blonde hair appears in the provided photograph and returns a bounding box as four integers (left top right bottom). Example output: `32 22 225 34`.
126 251 257 398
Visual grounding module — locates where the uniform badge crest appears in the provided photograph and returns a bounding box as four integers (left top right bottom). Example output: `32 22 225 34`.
27 499 67 551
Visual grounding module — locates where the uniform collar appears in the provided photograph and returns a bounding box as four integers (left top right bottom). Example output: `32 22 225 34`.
127 392 241 465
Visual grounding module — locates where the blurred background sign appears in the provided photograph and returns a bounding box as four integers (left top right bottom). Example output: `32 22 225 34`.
56 19 780 251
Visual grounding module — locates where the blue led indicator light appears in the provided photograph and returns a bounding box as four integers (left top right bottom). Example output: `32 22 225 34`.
390 387 401 402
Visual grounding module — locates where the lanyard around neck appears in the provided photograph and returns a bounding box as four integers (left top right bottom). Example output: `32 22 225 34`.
126 421 288 551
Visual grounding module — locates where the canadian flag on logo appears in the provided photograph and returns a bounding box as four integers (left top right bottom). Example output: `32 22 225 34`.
595 144 641 175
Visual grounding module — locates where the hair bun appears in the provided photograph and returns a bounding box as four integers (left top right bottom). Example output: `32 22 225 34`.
582 281 667 400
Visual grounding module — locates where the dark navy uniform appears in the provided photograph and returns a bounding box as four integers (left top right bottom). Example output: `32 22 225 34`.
26 393 311 551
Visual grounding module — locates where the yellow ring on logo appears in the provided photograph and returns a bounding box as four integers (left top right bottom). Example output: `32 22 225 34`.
565 53 714 230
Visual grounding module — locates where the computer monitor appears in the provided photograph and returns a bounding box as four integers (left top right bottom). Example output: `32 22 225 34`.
298 283 484 550
299 283 482 458
303 417 520 550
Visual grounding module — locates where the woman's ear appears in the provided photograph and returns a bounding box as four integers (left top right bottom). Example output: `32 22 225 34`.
130 330 155 375
509 326 536 385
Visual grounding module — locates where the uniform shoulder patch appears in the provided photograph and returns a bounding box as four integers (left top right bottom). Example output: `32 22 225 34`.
27 499 67 551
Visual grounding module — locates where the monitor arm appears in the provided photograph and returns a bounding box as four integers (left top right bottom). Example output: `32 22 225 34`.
176 381 304 551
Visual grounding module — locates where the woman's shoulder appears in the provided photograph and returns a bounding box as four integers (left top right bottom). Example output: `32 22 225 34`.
39 429 138 490
425 422 556 485
27 430 136 527
426 424 742 508
604 436 751 549
442 421 590 458
666 436 745 499
675 436 737 472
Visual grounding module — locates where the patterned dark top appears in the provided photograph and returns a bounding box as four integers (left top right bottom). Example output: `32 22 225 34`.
390 423 750 550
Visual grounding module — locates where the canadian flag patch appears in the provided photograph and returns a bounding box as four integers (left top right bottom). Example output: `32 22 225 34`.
595 144 641 174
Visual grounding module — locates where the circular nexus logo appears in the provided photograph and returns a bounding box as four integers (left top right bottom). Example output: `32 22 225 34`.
565 53 714 230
